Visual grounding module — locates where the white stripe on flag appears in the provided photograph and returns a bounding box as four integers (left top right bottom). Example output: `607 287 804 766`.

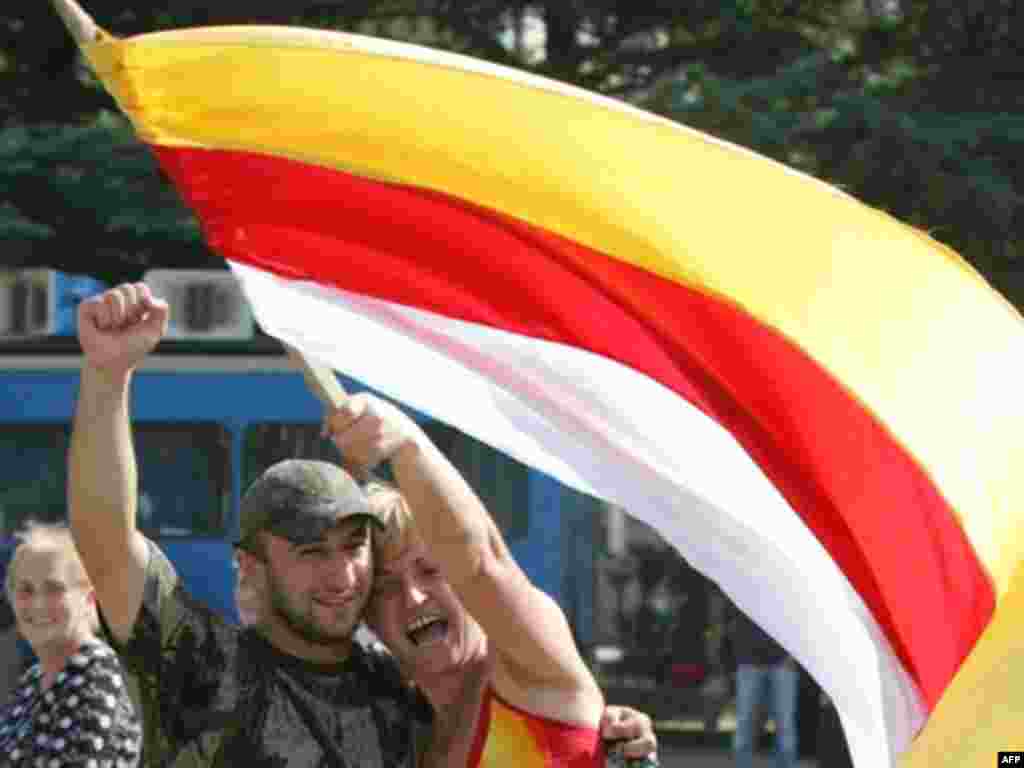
230 259 926 766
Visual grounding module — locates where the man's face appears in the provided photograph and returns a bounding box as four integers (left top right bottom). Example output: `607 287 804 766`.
258 518 373 661
365 534 478 679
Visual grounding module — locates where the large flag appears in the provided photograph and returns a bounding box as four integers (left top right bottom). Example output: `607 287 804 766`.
53 2 1024 764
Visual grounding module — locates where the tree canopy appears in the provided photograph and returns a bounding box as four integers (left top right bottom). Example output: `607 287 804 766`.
2 1 1021 305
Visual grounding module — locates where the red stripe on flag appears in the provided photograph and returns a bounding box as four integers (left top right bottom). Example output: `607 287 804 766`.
154 144 993 707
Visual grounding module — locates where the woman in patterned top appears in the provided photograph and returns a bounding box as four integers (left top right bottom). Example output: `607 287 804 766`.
0 522 141 767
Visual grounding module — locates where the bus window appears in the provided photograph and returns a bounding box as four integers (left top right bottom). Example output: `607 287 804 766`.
243 421 529 540
134 423 231 537
242 423 344 493
422 422 530 541
0 423 229 538
0 424 70 534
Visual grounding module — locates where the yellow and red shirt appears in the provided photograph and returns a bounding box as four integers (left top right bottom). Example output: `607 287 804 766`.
467 688 603 768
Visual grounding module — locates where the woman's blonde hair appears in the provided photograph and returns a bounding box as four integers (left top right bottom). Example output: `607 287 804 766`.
5 521 98 631
365 480 417 566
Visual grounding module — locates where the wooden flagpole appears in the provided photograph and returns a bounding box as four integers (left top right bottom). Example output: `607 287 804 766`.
49 0 100 44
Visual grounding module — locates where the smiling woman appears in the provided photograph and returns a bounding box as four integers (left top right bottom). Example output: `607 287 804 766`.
0 522 141 767
333 394 610 768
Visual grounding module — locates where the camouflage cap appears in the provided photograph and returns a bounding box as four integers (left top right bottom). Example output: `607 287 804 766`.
236 459 385 551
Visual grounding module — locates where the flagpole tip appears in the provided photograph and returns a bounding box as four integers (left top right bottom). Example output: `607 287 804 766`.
50 0 100 44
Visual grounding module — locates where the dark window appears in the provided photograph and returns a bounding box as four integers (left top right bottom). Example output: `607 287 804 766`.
422 422 530 541
0 423 230 538
243 421 530 540
134 423 231 537
242 423 344 493
0 424 70 533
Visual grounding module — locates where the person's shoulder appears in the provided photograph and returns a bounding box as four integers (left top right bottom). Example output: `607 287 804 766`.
352 642 414 696
143 537 180 585
0 540 16 632
140 537 227 629
354 639 401 679
106 539 238 677
75 640 122 668
3 663 41 710
71 642 130 686
352 643 432 721
14 662 41 690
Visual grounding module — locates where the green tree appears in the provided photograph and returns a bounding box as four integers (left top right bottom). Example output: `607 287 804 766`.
645 0 1022 305
1 1 1020 307
0 114 212 285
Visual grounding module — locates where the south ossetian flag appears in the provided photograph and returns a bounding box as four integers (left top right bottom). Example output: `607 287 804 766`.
64 9 1024 766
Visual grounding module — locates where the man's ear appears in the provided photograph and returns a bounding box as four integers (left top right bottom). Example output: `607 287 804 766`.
235 549 265 582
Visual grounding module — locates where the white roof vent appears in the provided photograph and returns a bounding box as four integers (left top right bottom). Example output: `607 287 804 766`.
144 269 255 341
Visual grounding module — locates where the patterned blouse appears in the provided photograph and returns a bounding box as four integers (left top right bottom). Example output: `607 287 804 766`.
0 640 141 767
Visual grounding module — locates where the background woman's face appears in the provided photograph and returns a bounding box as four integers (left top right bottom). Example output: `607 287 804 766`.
10 549 93 653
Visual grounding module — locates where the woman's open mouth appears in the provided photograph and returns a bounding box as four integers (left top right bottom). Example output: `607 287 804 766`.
407 613 449 646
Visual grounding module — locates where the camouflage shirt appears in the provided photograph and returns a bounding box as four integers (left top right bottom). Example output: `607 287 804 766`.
104 540 430 768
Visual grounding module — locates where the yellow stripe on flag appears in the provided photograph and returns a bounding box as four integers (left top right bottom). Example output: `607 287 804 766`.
68 18 1024 765
82 26 1024 600
901 561 1024 766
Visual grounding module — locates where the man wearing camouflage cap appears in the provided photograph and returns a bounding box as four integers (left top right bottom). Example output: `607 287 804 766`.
234 458 384 659
67 283 433 768
67 283 658 768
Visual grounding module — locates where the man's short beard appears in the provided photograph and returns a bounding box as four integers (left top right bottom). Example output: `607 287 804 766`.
265 565 363 649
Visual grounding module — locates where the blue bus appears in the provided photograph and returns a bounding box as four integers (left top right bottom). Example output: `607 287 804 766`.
0 346 597 637
0 273 773 737
4 346 811 743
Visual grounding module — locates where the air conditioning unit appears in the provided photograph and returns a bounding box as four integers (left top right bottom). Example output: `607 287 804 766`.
0 269 107 339
0 269 51 337
144 269 255 340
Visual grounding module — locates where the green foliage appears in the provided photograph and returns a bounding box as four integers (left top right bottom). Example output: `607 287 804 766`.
646 14 1023 306
0 0 1020 306
0 205 53 240
1 113 199 238
0 113 210 283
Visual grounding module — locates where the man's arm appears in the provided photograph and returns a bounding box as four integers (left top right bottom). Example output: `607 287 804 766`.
68 283 168 643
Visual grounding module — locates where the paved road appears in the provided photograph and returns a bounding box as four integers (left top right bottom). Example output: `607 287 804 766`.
659 747 816 768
